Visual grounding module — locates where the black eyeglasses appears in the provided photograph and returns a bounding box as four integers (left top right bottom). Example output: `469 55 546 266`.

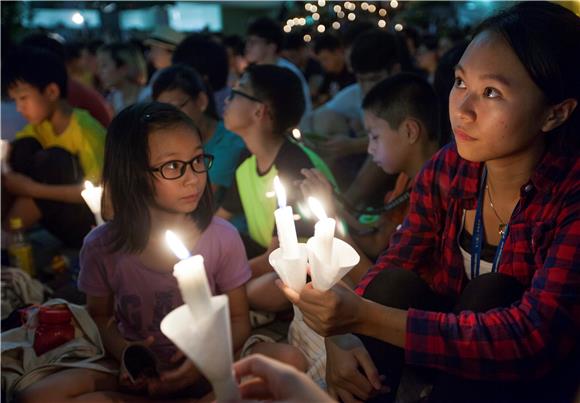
150 154 214 180
228 89 263 103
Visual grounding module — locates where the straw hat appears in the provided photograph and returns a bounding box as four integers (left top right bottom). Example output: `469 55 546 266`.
144 27 185 50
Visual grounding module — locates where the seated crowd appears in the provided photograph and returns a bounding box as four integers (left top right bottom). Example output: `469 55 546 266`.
1 2 579 402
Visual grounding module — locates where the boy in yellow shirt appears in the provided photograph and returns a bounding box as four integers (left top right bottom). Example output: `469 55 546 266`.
3 46 106 248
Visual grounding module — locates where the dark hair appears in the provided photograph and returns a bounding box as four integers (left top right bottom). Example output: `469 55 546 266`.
103 101 213 253
85 39 104 55
282 32 306 51
223 35 245 56
172 33 229 92
21 33 66 61
474 1 579 150
245 64 305 135
2 46 68 98
313 34 342 54
342 21 375 48
350 30 400 74
247 17 283 51
362 73 439 143
152 64 219 121
433 41 469 146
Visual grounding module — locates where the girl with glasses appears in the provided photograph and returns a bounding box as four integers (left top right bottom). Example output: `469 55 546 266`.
15 102 251 402
153 64 246 206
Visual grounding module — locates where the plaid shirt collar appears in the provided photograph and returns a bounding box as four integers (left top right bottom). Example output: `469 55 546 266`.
448 139 569 202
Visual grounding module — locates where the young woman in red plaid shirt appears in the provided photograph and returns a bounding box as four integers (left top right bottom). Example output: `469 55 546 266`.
280 3 580 402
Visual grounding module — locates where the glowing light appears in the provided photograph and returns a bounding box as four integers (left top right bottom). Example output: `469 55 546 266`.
304 34 312 42
273 176 287 208
378 19 386 28
287 19 295 27
390 0 399 8
317 24 326 33
347 12 356 21
379 8 387 16
333 4 341 12
299 17 306 25
71 12 84 25
284 25 291 33
312 12 320 20
292 128 302 140
318 0 326 6
361 2 369 10
332 21 341 30
311 5 318 12
395 23 403 31
308 197 328 221
337 10 345 18
165 231 191 260
368 4 377 12
305 3 312 11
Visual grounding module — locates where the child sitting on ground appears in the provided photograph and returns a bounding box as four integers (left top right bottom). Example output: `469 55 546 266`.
2 46 106 249
14 102 251 402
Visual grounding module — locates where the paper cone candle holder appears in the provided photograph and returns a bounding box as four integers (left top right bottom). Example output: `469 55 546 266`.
161 296 239 402
306 237 360 291
162 231 240 402
81 181 104 226
269 243 309 293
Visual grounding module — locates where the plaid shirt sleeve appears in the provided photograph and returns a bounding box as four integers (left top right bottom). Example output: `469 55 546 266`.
405 184 580 380
356 145 580 380
355 148 449 296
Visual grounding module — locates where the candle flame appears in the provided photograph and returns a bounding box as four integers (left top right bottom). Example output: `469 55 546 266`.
292 128 302 140
273 176 287 208
308 197 327 220
84 180 95 190
165 230 191 260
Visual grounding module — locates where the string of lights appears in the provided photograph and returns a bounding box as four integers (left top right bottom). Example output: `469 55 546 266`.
283 1 405 42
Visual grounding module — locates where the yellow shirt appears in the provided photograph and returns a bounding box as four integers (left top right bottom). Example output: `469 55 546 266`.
16 109 106 183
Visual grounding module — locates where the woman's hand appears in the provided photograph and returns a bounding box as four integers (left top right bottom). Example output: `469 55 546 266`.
300 168 335 217
326 334 388 403
234 354 334 402
277 280 365 337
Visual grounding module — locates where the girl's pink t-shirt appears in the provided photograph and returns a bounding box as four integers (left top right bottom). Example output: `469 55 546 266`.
78 216 251 364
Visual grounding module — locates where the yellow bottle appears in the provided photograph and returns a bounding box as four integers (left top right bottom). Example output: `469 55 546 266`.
8 217 35 277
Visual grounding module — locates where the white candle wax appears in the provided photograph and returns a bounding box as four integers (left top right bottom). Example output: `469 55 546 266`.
81 181 104 225
273 176 299 259
314 217 336 265
173 255 212 320
308 197 336 265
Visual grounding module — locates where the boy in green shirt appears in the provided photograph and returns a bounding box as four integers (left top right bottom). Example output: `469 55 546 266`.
218 64 335 312
3 46 106 248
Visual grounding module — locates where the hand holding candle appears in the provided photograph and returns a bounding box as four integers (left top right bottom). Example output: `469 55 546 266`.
162 231 240 402
81 181 104 226
273 176 300 259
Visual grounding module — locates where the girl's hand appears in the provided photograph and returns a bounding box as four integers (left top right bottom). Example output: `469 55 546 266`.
147 350 200 397
300 168 335 217
118 336 156 391
326 334 389 402
276 280 364 336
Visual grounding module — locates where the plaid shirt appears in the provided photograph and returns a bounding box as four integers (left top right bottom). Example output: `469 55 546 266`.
356 142 580 380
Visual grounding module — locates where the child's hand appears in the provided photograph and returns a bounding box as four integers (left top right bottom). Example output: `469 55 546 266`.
2 172 38 197
147 350 200 397
300 168 335 217
118 336 156 391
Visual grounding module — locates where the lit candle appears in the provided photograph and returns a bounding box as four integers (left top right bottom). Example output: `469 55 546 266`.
273 176 300 259
308 196 336 265
81 181 104 226
165 230 212 320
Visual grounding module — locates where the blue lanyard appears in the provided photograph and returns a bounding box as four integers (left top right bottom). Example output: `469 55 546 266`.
470 168 510 279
